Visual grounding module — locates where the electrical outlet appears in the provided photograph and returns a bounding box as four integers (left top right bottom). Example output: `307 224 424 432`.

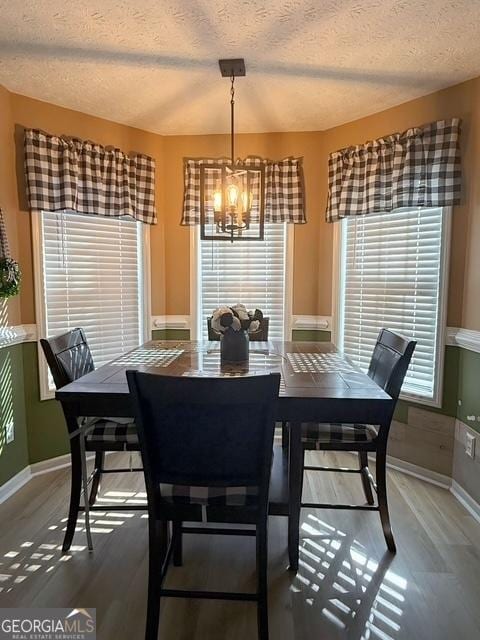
6 421 14 444
466 432 476 459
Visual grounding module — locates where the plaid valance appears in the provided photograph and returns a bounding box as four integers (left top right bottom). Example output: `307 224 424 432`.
326 118 462 223
181 156 306 225
24 129 156 224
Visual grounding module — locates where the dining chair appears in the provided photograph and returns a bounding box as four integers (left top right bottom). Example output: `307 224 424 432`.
289 329 416 566
40 328 141 552
207 315 270 341
207 314 280 452
126 371 281 640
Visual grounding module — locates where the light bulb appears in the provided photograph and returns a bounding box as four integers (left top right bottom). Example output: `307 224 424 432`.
212 190 222 212
227 184 239 208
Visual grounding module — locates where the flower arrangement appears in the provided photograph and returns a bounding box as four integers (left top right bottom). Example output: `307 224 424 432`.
211 304 263 334
0 208 21 299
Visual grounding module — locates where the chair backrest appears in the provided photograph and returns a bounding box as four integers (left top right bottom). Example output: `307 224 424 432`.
126 372 280 508
207 316 270 342
367 329 417 401
40 328 95 390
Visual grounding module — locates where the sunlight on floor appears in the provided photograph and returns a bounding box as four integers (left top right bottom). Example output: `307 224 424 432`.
1 474 408 640
0 506 142 595
293 513 407 640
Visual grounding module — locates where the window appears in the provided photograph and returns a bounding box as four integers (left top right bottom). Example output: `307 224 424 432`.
337 207 450 405
196 224 290 341
35 210 148 398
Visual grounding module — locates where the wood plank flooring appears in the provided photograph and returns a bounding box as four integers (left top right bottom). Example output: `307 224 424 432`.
1 450 480 640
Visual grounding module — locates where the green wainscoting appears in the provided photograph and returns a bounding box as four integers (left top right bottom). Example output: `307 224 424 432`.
152 329 190 341
291 330 331 342
152 329 333 342
395 345 460 422
0 343 29 487
22 342 68 464
456 347 480 434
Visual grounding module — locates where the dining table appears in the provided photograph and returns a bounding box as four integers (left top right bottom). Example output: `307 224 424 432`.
56 339 394 567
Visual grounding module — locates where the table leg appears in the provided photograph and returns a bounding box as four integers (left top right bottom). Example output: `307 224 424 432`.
79 430 93 552
288 421 303 573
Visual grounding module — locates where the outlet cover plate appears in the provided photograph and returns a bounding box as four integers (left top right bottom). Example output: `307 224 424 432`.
6 421 14 444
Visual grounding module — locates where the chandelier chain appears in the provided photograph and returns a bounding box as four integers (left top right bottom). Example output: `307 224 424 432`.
230 75 235 165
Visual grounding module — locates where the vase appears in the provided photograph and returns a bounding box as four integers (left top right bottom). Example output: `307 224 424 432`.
220 328 249 364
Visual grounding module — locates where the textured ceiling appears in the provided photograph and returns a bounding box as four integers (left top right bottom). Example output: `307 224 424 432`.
0 1 480 135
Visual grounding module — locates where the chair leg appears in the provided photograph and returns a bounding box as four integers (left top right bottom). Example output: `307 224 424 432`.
88 451 104 507
288 423 304 573
281 422 289 452
358 451 375 505
256 519 269 640
145 518 168 640
376 447 396 553
172 520 183 567
62 439 82 553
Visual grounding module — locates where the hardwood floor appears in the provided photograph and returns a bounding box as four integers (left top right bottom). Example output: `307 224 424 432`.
1 451 480 639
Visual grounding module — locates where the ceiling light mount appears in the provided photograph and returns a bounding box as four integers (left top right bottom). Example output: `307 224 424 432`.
218 58 246 78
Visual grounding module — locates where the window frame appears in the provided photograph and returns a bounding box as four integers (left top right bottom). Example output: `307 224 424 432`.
190 224 294 342
332 207 452 408
32 210 151 401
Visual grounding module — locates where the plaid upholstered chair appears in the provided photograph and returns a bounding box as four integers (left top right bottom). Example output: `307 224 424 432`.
289 329 416 563
127 371 280 640
40 328 139 552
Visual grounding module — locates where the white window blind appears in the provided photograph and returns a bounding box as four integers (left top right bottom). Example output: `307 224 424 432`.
199 224 287 341
340 207 447 401
40 210 144 374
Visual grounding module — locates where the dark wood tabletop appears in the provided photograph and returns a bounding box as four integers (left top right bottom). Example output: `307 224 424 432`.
56 339 394 518
57 340 392 423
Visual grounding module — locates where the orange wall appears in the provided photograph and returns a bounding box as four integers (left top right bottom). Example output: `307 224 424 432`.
1 76 479 330
162 131 327 316
0 85 21 325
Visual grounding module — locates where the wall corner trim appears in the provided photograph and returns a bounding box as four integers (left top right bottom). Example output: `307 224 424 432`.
291 315 331 331
151 315 191 331
0 324 37 350
446 326 480 353
451 480 480 524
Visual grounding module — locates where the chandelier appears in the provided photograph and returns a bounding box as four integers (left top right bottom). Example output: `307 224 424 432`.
200 59 265 242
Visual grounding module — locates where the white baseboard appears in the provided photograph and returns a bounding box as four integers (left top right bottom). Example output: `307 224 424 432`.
30 452 90 477
367 453 451 489
0 467 32 504
0 450 474 521
450 480 480 524
0 452 96 505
